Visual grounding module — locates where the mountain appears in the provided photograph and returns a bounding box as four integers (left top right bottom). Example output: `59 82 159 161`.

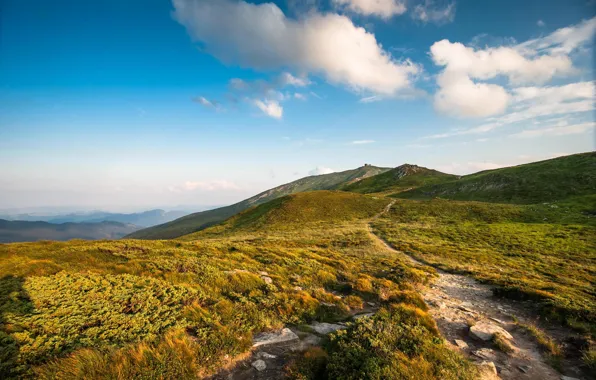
0 220 140 243
396 152 596 204
0 209 194 227
340 164 458 194
126 165 390 239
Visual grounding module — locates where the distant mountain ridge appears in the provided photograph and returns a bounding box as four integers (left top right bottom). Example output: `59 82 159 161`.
126 165 391 239
0 219 140 243
0 209 193 227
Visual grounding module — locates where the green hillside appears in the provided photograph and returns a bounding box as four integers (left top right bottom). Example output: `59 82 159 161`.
0 190 475 379
396 152 596 204
341 164 457 194
126 165 390 239
182 191 389 238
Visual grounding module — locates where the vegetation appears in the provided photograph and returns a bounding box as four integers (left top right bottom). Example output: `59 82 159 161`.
341 164 457 195
372 198 596 335
396 152 596 204
127 165 389 239
0 191 477 379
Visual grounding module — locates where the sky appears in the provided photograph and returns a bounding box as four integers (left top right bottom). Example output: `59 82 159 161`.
0 0 595 212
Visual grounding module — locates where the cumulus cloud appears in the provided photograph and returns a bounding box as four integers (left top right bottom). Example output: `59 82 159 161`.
430 17 596 118
351 140 375 144
332 0 407 19
254 99 283 119
309 166 335 175
172 0 420 95
411 1 456 25
426 81 595 138
169 180 241 192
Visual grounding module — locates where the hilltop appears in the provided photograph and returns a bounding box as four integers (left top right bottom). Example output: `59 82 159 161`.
396 152 596 204
340 164 457 194
127 165 389 239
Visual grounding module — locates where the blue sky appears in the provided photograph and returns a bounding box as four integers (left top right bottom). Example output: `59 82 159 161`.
1 0 594 212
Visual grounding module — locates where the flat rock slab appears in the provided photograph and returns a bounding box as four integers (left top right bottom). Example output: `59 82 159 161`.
252 328 299 347
470 321 513 341
473 348 497 361
310 322 346 335
353 313 375 320
454 339 469 349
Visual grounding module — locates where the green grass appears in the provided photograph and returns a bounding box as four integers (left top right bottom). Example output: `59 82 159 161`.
0 190 478 379
341 164 457 195
372 198 596 335
396 152 596 204
127 165 390 240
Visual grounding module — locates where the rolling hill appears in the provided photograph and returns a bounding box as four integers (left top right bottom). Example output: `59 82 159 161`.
126 165 390 239
0 220 140 243
340 164 458 194
395 152 596 204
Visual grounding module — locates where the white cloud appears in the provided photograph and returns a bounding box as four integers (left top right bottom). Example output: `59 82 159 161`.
192 96 220 110
169 180 241 192
279 72 311 87
537 20 545 27
294 93 307 100
510 121 595 138
359 95 382 103
309 166 335 175
332 0 407 19
254 99 283 119
511 81 595 103
434 72 510 117
351 140 375 144
429 17 596 118
173 0 420 95
411 1 456 25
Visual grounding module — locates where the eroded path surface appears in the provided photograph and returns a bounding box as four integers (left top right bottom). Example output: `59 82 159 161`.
368 201 584 380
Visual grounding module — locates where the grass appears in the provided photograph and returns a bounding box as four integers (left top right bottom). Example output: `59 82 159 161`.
0 191 477 379
372 198 596 335
127 165 390 240
396 152 596 204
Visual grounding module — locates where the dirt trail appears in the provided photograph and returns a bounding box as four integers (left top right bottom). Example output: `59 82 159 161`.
368 201 583 380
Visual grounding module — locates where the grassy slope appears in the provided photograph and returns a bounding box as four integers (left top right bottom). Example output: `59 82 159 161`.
0 219 140 243
341 164 457 194
0 190 475 379
127 165 390 240
396 152 596 204
372 198 596 335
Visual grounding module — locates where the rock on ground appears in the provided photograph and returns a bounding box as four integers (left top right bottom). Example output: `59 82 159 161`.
309 322 346 335
252 328 299 347
251 360 266 371
477 361 499 380
470 321 513 341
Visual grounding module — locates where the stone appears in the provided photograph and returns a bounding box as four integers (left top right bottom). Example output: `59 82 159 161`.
291 334 322 352
253 328 299 347
353 313 375 320
259 271 269 276
258 352 277 359
310 322 346 335
473 348 497 361
518 365 531 373
560 376 580 380
367 301 376 307
477 361 499 380
470 321 513 341
252 360 267 371
293 286 303 291
489 317 506 325
261 276 273 284
454 339 469 349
